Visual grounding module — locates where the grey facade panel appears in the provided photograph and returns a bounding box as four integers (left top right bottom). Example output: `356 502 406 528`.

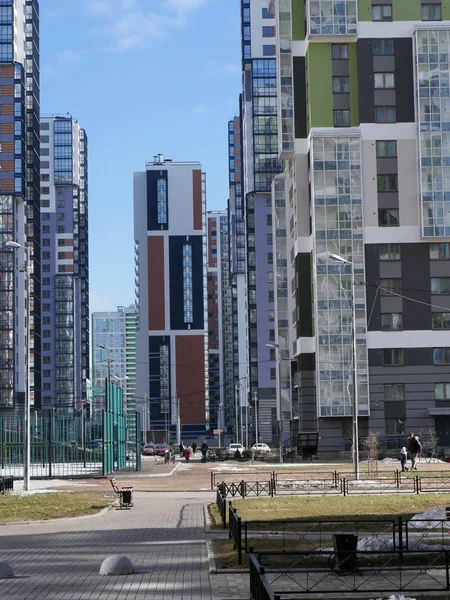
374 89 396 106
378 192 399 209
332 61 350 76
357 39 375 123
401 243 431 330
333 94 351 110
379 296 403 313
394 38 415 123
379 261 401 279
430 261 450 277
373 55 395 72
430 295 450 310
377 157 398 174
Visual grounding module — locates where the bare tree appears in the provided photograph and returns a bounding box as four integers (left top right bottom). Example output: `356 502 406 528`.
364 431 380 475
419 428 440 462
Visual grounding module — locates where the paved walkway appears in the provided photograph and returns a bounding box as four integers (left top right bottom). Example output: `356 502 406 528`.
0 491 249 600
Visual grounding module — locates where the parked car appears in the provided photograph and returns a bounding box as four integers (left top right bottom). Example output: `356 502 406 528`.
153 443 169 456
251 443 271 454
226 443 245 457
142 443 156 456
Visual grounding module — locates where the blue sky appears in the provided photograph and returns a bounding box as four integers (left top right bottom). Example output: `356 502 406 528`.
40 0 241 313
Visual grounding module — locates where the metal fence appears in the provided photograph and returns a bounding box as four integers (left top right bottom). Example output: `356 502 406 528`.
250 549 450 596
0 407 141 478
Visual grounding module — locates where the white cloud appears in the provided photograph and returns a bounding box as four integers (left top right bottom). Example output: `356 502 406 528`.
86 0 208 51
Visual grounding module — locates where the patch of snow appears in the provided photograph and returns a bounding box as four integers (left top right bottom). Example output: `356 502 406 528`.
372 596 416 600
410 506 447 528
380 458 400 464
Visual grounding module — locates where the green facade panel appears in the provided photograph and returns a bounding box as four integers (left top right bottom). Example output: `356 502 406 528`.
358 0 372 21
349 43 359 126
393 0 421 21
292 0 305 41
307 43 333 129
443 5 450 19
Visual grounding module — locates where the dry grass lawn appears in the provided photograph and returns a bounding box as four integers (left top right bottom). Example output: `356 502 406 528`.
0 492 113 522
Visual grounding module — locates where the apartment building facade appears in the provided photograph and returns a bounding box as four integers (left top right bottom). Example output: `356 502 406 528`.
134 156 208 442
276 0 450 453
39 116 88 410
0 0 41 411
91 305 136 419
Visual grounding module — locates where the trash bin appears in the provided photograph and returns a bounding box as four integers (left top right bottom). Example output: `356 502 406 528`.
332 534 358 572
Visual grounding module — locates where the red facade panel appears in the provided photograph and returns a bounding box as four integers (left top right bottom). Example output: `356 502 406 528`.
193 169 202 230
176 335 205 426
148 236 165 330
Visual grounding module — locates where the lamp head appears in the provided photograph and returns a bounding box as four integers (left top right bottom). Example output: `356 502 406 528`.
329 253 351 265
5 241 21 249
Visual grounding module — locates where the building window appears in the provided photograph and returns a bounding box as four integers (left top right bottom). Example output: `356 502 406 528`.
43 278 50 286
270 367 276 380
384 384 405 401
160 343 170 414
381 313 403 331
43 265 50 272
373 39 394 55
262 7 273 18
382 349 404 366
263 45 276 56
182 243 193 323
430 243 450 260
157 177 167 225
267 233 273 245
332 44 348 59
432 312 450 329
376 141 397 158
42 252 50 260
43 304 50 312
372 5 392 21
431 278 450 294
379 244 400 261
57 213 64 221
375 107 396 123
377 174 398 192
333 110 351 127
422 4 442 21
266 214 272 226
268 309 275 321
267 252 273 264
332 76 349 93
42 238 50 247
435 383 450 399
374 73 395 89
378 209 399 227
58 239 65 246
268 290 274 302
434 348 450 365
269 329 275 341
262 26 275 37
268 271 274 283
380 278 402 296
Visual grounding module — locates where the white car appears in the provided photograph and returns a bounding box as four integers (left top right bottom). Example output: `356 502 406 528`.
251 443 271 454
226 443 245 457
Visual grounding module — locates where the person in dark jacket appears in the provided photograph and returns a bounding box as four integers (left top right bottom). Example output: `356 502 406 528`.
407 433 422 471
179 442 184 457
201 440 208 463
192 441 198 456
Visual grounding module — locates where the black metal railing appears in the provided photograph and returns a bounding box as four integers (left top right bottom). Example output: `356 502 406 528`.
0 476 13 492
229 502 243 565
251 549 450 596
249 553 281 600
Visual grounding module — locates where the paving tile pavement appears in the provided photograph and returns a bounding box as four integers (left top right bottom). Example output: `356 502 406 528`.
0 491 250 600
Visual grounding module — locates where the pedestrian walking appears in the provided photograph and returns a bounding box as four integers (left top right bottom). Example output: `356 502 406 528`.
192 441 198 456
400 446 408 472
201 439 208 463
184 446 191 462
407 432 422 471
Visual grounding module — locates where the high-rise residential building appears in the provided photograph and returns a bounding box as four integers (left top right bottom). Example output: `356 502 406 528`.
134 155 208 442
275 0 450 454
91 305 136 418
39 116 88 410
230 0 283 445
207 210 232 442
0 0 41 411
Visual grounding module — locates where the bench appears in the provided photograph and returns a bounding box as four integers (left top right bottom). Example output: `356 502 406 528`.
0 476 13 493
110 478 134 509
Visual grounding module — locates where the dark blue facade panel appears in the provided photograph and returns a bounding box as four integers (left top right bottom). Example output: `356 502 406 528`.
169 235 203 330
146 169 168 231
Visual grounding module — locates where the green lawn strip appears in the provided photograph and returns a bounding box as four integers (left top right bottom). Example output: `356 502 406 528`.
0 492 113 522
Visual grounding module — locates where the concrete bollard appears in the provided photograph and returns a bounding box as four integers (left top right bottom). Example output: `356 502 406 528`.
0 561 14 579
99 555 134 575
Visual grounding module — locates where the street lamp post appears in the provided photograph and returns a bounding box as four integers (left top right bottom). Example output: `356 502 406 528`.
98 344 111 380
329 253 359 480
6 240 31 491
266 342 283 464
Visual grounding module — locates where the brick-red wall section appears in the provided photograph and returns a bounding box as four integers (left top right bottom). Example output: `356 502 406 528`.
147 236 165 330
176 335 205 425
193 170 202 230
